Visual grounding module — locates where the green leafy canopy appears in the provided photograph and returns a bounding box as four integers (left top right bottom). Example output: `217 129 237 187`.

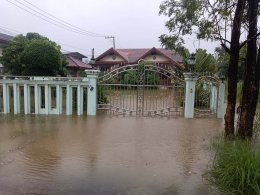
159 0 242 51
1 32 67 76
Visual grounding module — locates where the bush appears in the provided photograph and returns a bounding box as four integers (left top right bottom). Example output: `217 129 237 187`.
98 85 108 104
208 139 260 195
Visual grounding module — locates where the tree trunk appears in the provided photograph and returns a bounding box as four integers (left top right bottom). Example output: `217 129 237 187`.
238 0 259 138
224 0 246 137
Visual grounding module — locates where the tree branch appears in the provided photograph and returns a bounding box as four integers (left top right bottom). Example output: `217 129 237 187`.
221 43 231 54
240 31 260 49
215 37 232 44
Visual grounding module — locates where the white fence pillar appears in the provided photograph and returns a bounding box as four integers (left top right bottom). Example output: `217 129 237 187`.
3 83 10 114
59 86 63 114
24 84 28 114
44 84 49 115
217 82 225 119
66 85 72 115
210 84 218 113
86 70 100 116
13 83 20 114
184 73 198 118
56 85 61 115
77 85 83 115
34 84 39 114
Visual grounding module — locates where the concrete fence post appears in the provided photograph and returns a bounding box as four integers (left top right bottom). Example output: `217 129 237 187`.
184 73 198 118
34 84 39 114
217 82 225 119
210 84 218 113
3 83 10 114
66 85 72 115
85 70 100 116
13 83 19 114
24 84 29 114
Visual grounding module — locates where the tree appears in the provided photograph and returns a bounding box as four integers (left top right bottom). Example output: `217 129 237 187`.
194 49 217 73
238 0 260 138
1 32 67 76
20 39 61 76
180 48 217 73
215 46 246 81
0 35 28 75
159 0 259 138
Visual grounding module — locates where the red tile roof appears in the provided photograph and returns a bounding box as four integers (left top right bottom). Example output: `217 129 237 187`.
95 47 183 68
66 56 92 69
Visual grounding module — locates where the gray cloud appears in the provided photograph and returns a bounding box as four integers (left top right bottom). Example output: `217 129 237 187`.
1 0 218 57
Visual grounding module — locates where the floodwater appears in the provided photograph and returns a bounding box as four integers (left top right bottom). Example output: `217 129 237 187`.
0 112 223 195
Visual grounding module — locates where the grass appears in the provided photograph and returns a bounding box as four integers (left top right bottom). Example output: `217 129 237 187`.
207 139 260 195
254 112 260 139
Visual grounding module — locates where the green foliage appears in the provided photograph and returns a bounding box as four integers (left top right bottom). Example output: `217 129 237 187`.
181 48 217 73
58 55 69 76
0 35 28 75
79 70 87 77
121 70 160 86
159 0 246 51
121 70 138 85
215 46 246 80
195 49 217 73
0 32 67 76
159 0 203 50
195 83 210 108
208 139 260 195
26 32 47 41
253 112 260 139
98 85 108 104
146 72 160 85
20 39 61 76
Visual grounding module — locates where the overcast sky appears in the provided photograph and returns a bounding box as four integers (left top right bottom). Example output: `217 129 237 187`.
1 0 219 57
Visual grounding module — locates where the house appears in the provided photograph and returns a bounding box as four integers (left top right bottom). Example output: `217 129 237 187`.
64 52 87 61
64 52 92 77
93 47 184 72
0 33 14 73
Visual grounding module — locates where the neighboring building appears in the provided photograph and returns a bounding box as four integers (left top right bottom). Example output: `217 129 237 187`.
93 47 184 72
64 52 92 77
0 33 14 73
64 52 87 61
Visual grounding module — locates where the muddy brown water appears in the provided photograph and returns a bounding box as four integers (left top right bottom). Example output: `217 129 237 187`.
0 112 223 195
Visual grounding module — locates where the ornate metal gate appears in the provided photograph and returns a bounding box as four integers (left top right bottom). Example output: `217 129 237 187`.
194 73 221 117
97 62 185 117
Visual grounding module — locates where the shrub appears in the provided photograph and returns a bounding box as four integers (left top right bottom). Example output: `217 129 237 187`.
97 85 108 104
208 139 260 195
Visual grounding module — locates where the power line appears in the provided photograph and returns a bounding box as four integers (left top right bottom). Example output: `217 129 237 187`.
7 0 101 37
0 26 21 35
6 0 90 36
0 25 103 57
21 0 106 37
5 0 109 37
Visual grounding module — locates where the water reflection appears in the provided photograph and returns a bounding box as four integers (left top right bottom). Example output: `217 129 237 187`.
0 113 222 194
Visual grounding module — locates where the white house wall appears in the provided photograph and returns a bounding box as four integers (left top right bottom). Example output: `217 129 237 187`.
143 54 169 62
100 55 125 62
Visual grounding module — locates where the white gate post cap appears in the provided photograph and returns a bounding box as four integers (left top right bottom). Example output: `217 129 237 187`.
85 70 100 76
183 73 199 81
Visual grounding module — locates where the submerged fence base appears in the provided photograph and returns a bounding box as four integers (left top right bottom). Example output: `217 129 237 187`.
0 69 225 119
0 71 99 116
